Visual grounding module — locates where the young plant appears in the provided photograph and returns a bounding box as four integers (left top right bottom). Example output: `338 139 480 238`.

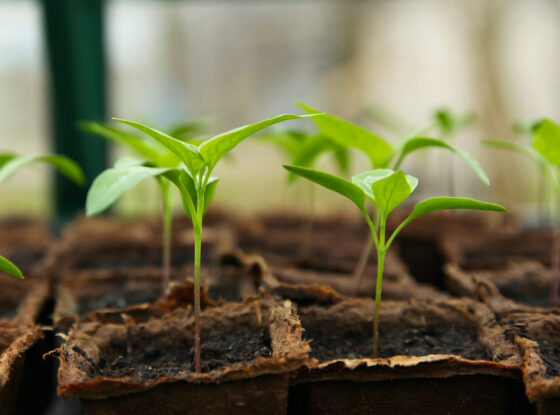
484 119 560 304
91 113 316 373
260 129 350 251
296 102 490 291
81 120 206 298
0 152 84 278
284 165 505 357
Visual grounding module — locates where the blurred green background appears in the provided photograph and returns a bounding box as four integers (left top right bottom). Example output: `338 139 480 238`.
1 0 557 220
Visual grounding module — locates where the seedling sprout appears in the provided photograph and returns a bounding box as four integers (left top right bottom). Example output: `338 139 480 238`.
0 152 84 278
284 165 505 357
96 113 318 373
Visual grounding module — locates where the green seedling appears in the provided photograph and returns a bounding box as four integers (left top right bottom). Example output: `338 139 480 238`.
89 113 316 373
260 129 350 252
484 119 560 304
297 102 489 292
0 151 84 278
82 120 207 298
284 165 505 357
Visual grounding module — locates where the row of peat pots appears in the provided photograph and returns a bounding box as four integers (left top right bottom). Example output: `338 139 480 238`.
0 210 559 414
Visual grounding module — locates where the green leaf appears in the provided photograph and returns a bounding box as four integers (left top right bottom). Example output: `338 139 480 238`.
283 165 365 211
352 169 418 206
199 114 316 169
86 165 170 216
113 118 203 174
534 119 560 168
0 153 16 169
371 171 418 216
259 130 306 159
80 121 172 165
407 197 506 223
167 119 209 140
163 169 218 217
482 139 547 168
394 137 490 185
0 154 85 185
114 156 146 168
297 101 393 168
0 255 23 279
434 109 475 134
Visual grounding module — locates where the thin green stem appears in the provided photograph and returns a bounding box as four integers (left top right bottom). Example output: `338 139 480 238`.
372 215 386 358
161 183 172 299
193 221 202 373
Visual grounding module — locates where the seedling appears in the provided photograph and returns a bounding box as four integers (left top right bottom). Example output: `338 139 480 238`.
0 152 84 278
260 129 350 251
93 113 316 373
284 165 505 357
82 120 206 298
484 119 560 304
297 102 490 291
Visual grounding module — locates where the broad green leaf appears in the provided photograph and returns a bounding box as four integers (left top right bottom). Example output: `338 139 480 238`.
371 171 418 216
394 137 490 185
199 114 316 169
287 134 334 183
86 165 170 216
406 197 506 224
283 165 365 211
482 139 548 168
297 102 393 168
0 155 85 185
352 169 417 205
534 119 560 168
0 255 23 279
80 121 171 165
113 118 203 174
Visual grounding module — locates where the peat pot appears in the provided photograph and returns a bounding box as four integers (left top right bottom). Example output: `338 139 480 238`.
55 297 309 415
289 297 532 415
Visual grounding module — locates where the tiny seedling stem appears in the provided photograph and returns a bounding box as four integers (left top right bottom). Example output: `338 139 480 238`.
373 247 385 358
193 221 202 374
161 184 173 299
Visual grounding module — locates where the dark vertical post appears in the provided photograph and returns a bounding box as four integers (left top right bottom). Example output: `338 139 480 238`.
40 0 107 221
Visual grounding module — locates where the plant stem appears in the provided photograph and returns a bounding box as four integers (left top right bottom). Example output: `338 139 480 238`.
161 186 172 299
372 217 386 358
373 247 385 358
193 222 202 373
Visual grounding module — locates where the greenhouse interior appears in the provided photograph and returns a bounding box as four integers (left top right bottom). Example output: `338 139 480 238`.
2 1 560 414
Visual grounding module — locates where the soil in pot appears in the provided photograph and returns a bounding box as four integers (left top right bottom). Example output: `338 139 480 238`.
55 298 309 415
289 297 531 415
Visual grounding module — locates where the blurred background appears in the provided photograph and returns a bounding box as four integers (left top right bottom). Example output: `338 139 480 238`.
1 0 559 220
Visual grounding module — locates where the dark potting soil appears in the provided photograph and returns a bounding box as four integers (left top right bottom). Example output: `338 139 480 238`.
77 290 157 316
539 341 560 378
88 326 272 378
305 324 490 362
498 281 551 308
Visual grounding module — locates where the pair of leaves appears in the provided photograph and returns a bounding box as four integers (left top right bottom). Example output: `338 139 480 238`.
298 102 489 186
0 255 23 279
0 154 85 185
115 114 316 177
283 165 505 230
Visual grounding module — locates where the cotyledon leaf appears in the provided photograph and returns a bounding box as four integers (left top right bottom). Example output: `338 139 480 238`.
0 255 23 279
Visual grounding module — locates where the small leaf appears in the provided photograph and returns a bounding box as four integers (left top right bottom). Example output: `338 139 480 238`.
199 114 317 169
0 155 85 185
434 109 475 134
371 171 418 216
352 169 417 206
0 153 16 169
406 197 506 223
283 165 365 211
163 169 219 217
114 156 146 168
80 121 171 165
297 102 393 168
0 255 23 279
394 137 490 185
113 118 203 174
86 165 170 216
534 119 560 168
483 139 548 168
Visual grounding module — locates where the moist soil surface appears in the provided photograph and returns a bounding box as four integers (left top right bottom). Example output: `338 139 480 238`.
498 281 552 308
539 341 560 378
84 325 272 378
305 324 490 362
77 290 157 316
